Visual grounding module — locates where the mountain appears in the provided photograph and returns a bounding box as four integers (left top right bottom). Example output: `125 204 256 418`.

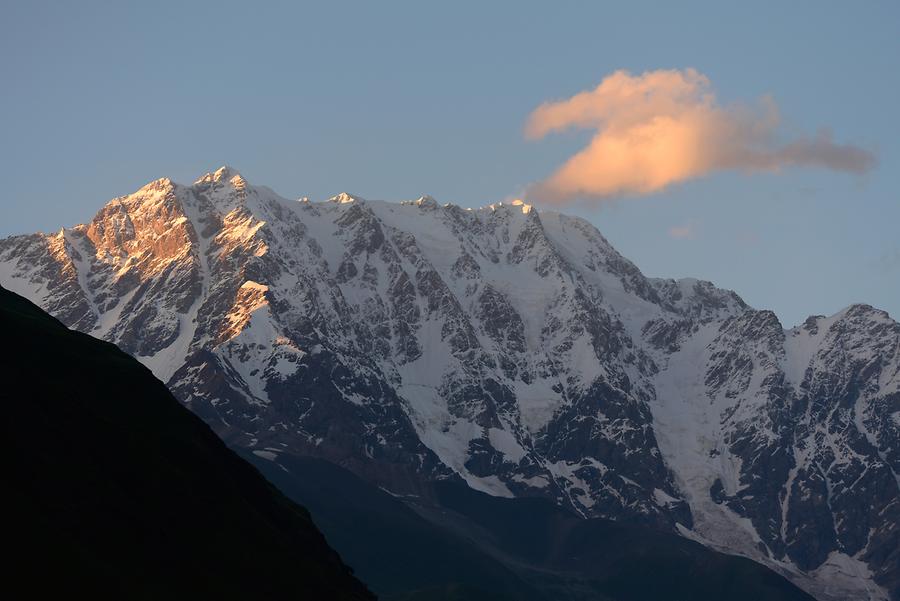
243 452 815 600
0 285 374 600
1 166 897 600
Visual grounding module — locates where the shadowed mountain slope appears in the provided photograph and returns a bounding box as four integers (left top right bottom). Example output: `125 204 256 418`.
247 452 817 601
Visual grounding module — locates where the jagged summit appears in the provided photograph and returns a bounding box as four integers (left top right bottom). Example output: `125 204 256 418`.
0 172 897 601
97 170 567 227
510 198 534 213
329 191 362 204
101 168 549 220
195 164 245 185
415 194 438 209
483 198 535 215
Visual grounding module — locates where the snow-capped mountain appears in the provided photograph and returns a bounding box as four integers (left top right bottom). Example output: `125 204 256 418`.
2 166 897 601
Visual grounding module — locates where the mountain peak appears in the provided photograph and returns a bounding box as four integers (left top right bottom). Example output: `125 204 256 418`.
194 165 245 186
416 195 438 209
510 198 534 214
137 176 176 194
486 199 534 215
329 192 363 204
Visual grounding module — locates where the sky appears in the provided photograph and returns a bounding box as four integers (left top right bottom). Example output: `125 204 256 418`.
1 1 898 326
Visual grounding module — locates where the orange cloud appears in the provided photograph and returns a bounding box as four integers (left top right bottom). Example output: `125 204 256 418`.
668 222 696 240
525 69 875 203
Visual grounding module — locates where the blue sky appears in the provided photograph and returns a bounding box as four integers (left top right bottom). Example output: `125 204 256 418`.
1 1 897 326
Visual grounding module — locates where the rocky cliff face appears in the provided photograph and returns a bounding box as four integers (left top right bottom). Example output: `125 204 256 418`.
2 166 897 600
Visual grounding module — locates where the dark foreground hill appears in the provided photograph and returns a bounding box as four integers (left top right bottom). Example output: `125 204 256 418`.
0 285 374 600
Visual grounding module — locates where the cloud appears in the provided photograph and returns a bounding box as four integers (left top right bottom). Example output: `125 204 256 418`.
668 222 696 240
524 69 876 203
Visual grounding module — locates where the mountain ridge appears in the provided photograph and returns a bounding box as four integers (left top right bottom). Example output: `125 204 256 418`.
2 166 897 600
